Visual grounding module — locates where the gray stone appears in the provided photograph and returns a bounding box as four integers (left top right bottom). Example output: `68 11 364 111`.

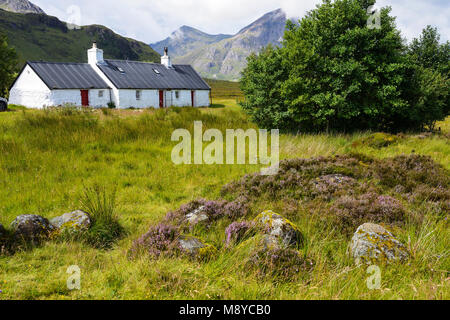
10 215 55 243
254 210 304 249
350 223 410 265
185 206 209 225
177 235 216 259
50 210 91 232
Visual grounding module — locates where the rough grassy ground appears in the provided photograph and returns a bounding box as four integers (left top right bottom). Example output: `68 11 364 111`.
0 101 448 300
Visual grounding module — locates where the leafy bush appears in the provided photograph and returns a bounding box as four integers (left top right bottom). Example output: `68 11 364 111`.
80 185 124 249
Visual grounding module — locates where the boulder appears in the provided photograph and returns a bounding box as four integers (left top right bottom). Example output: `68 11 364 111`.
50 210 91 233
254 210 304 249
350 223 409 265
10 215 55 243
177 235 217 260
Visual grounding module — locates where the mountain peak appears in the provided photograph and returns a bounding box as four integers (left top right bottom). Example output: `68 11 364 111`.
237 8 286 35
0 0 45 14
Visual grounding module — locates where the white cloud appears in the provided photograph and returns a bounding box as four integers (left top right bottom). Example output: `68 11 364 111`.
32 0 449 43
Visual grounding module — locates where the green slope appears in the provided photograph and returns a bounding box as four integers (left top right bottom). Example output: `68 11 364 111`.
0 9 160 66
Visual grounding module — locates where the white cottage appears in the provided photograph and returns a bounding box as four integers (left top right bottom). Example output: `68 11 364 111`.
9 44 211 109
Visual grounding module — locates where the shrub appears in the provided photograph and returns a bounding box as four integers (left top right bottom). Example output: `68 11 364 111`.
107 102 116 109
80 185 124 249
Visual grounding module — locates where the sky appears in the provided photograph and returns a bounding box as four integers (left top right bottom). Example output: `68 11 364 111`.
32 0 450 44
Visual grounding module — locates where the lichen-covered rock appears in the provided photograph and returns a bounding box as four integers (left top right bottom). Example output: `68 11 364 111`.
50 210 91 233
177 235 217 260
254 210 304 249
10 215 55 243
185 206 209 225
350 223 409 265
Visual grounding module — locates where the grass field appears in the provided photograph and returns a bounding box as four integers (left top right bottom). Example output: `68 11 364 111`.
205 79 243 101
0 98 448 300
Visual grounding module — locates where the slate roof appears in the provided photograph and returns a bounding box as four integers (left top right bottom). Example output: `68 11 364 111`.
27 62 110 89
97 60 211 90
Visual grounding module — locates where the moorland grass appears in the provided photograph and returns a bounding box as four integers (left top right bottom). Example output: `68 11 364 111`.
0 101 448 300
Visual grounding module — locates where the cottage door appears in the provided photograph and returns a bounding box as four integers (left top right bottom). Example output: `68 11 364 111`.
191 90 195 107
80 90 89 106
159 90 164 108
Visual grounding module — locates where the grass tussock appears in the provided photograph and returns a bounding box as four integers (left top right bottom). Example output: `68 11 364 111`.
79 185 125 250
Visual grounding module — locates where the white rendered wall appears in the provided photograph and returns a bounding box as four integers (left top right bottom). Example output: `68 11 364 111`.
9 65 52 109
195 90 211 107
118 90 159 109
89 63 120 107
50 89 110 107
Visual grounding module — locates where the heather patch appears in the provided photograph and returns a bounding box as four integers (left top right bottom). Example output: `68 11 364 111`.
330 193 407 234
130 223 181 258
130 223 217 261
164 197 251 229
371 155 449 193
221 155 369 201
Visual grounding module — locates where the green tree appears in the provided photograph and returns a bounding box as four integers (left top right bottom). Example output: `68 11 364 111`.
406 27 450 130
280 0 410 132
240 45 290 129
241 0 448 132
409 26 450 76
0 33 18 97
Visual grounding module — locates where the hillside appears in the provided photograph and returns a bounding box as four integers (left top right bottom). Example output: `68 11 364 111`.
0 9 160 66
162 9 287 80
0 0 44 14
151 25 232 57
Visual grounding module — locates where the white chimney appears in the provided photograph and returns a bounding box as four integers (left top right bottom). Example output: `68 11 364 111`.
88 42 104 65
161 47 172 68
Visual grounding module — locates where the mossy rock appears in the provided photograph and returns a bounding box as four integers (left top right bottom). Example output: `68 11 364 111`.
350 223 410 265
254 210 304 249
177 235 217 261
10 215 55 244
356 133 400 149
50 210 91 234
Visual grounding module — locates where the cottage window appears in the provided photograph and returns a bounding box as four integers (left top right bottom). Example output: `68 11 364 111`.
98 90 104 98
175 91 180 99
136 90 141 100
